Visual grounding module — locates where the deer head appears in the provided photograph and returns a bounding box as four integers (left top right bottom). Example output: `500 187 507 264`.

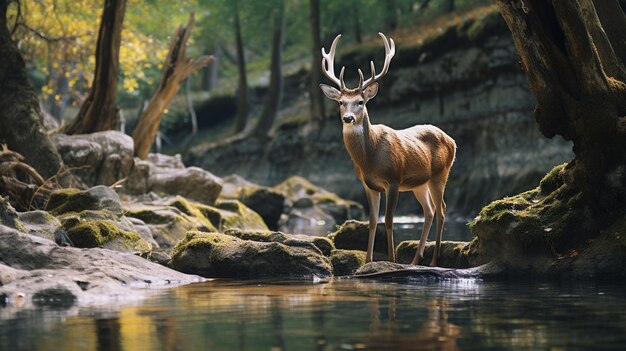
319 33 395 126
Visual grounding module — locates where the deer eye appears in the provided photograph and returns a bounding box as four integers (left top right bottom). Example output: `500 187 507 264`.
358 100 364 105
339 101 344 106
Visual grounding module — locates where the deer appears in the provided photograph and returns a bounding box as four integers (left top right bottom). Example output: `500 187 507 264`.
319 33 456 266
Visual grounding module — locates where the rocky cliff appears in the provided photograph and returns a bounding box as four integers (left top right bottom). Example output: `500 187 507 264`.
188 8 573 216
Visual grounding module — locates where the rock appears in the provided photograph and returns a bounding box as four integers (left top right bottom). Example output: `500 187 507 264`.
127 158 223 205
52 131 134 186
0 225 201 307
238 185 285 230
271 177 364 234
330 249 366 276
169 231 333 278
125 202 214 249
328 220 388 254
17 210 67 243
146 153 185 169
214 200 269 231
61 216 150 253
354 261 486 280
0 196 25 231
46 185 123 215
223 228 335 256
124 196 267 249
395 240 483 268
219 174 257 198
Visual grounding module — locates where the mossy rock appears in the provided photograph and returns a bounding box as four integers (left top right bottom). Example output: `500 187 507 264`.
238 185 285 230
62 217 150 253
47 186 122 215
328 220 388 254
271 176 320 201
166 196 219 230
395 240 483 268
169 231 332 278
125 205 209 249
330 249 366 276
470 163 592 267
0 197 27 232
18 210 65 242
223 228 335 256
215 200 268 231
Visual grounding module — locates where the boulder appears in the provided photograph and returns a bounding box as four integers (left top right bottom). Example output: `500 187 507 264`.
127 158 223 205
169 231 333 278
395 240 482 268
52 131 134 186
328 220 388 254
46 185 123 215
330 249 366 276
0 225 201 307
124 197 267 249
18 210 68 244
271 177 365 234
220 175 285 230
223 228 335 256
46 186 157 252
0 196 25 231
146 153 185 169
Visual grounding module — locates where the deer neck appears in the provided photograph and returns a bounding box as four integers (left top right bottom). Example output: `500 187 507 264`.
342 108 375 169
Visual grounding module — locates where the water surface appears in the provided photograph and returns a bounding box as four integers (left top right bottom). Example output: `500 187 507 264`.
3 278 626 350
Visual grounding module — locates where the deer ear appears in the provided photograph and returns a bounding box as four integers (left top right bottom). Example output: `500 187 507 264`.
320 84 341 101
363 82 379 102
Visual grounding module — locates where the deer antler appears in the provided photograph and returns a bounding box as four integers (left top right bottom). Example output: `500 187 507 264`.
321 34 346 90
358 32 396 90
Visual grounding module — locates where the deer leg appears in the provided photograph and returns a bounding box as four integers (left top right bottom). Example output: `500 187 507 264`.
364 186 380 263
411 185 435 265
428 179 447 267
384 185 399 262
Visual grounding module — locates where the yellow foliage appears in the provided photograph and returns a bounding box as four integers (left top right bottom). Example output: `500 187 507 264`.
11 0 199 96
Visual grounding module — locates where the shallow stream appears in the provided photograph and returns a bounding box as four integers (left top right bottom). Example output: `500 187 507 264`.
3 278 626 350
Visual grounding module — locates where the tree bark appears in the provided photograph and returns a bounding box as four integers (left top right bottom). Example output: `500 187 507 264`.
253 0 286 138
132 13 213 159
62 0 126 135
309 0 325 124
0 2 63 179
445 0 455 13
233 0 249 134
353 1 363 43
495 0 626 222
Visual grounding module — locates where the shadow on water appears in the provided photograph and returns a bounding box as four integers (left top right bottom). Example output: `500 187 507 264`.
3 278 626 350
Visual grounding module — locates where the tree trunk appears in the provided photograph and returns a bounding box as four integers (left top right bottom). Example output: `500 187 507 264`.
132 13 213 159
309 0 325 123
353 1 363 43
62 0 126 135
253 0 286 138
233 0 249 134
0 3 63 179
445 0 455 13
385 0 398 31
495 0 626 223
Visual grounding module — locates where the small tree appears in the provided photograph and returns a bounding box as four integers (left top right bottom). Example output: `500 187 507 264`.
132 13 213 159
233 0 250 134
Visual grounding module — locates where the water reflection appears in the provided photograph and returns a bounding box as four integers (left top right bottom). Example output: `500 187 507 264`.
2 279 626 350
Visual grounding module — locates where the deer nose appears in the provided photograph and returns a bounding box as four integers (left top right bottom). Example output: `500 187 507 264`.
343 115 355 123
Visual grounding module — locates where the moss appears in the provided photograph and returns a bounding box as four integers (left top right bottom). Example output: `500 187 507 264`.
64 218 150 252
330 249 366 276
271 176 321 201
167 196 218 231
470 163 591 263
46 188 83 214
539 163 568 195
215 200 268 231
222 228 334 256
126 208 173 224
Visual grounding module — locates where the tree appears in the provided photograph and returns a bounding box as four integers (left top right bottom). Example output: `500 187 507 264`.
444 0 455 13
494 0 626 226
252 0 286 138
132 13 213 159
62 0 126 134
385 0 398 31
233 0 249 134
309 0 325 124
0 1 63 179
